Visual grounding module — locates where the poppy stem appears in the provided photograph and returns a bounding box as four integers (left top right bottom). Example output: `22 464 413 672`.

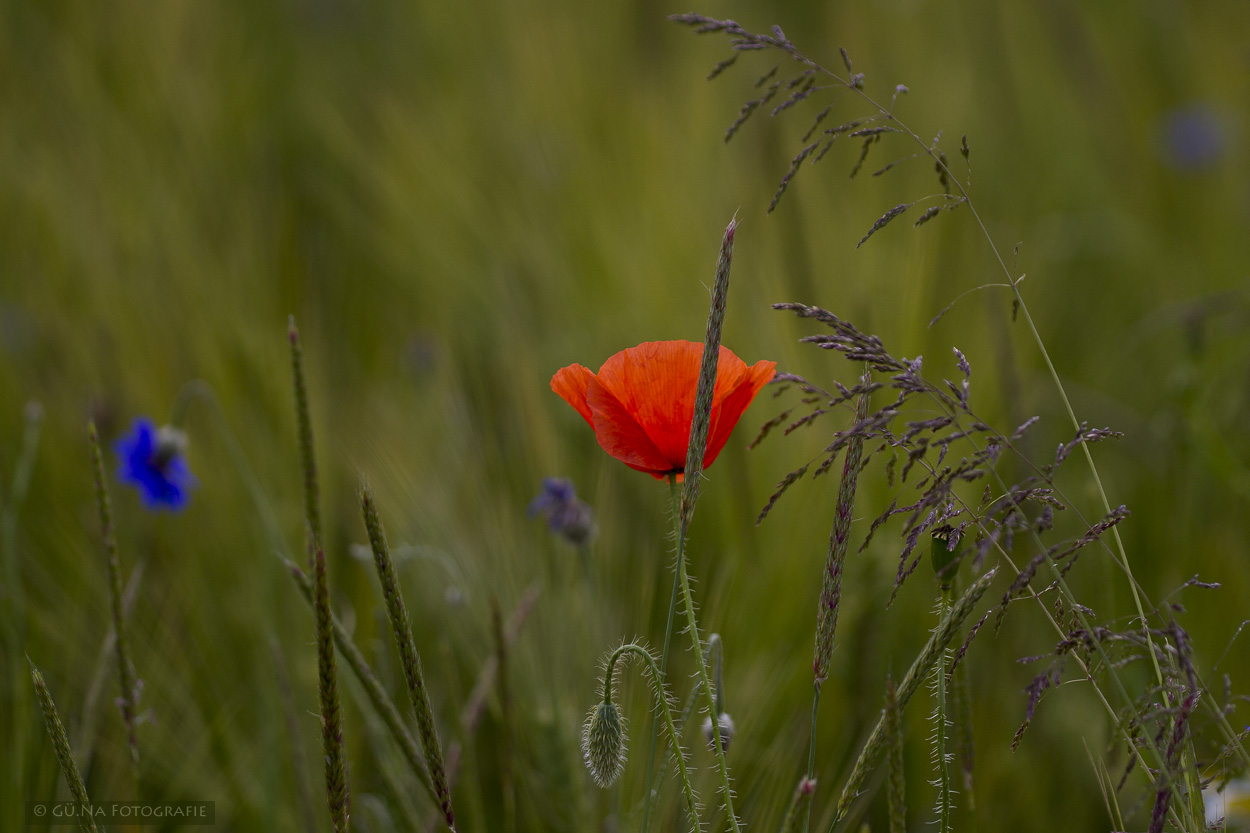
604 642 701 828
640 487 684 833
671 478 742 832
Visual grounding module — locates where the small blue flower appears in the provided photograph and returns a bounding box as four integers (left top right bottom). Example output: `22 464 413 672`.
115 417 196 511
528 477 596 547
1156 105 1226 172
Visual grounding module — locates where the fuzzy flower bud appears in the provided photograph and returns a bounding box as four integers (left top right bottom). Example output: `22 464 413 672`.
583 701 627 787
702 712 735 753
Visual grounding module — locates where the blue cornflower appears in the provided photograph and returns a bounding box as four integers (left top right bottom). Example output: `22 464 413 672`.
1157 105 1225 172
528 477 596 547
115 417 196 511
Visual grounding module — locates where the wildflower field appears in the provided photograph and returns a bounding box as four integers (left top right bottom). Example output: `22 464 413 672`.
3 2 1250 832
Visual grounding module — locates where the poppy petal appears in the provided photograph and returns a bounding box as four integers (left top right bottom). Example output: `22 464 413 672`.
586 377 676 476
551 364 596 427
553 340 774 481
595 341 702 468
703 360 777 468
706 345 751 414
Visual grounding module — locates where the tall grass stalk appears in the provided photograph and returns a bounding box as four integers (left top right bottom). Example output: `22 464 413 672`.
311 534 350 833
73 562 143 777
884 677 905 833
642 215 739 833
281 321 449 818
831 567 996 830
287 559 439 806
931 589 953 833
914 389 1215 830
30 660 98 833
87 420 141 791
677 22 1248 821
456 584 542 767
669 216 741 831
676 13 1157 614
705 25 1154 653
361 485 456 830
875 384 1198 829
289 317 322 553
779 777 816 833
949 653 975 820
804 373 870 832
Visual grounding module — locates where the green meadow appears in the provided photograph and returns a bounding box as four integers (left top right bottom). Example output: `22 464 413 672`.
3 2 1249 831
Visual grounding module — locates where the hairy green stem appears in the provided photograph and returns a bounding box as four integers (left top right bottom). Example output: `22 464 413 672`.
607 642 701 830
935 589 953 833
672 480 741 832
641 565 683 833
645 216 737 831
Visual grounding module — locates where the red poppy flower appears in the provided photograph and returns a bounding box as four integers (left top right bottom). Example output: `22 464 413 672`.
551 340 776 480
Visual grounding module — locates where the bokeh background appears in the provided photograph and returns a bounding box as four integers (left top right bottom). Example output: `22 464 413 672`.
3 1 1249 831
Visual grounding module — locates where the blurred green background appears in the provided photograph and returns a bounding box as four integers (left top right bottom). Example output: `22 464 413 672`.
2 0 1249 830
